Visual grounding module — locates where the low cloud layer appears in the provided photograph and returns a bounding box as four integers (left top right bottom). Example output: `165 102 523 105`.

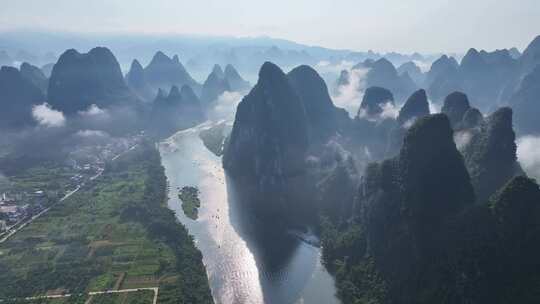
76 129 109 138
454 130 473 151
357 101 400 122
331 68 369 116
32 103 66 127
78 104 107 117
428 98 441 114
517 135 540 180
209 91 245 121
315 60 356 74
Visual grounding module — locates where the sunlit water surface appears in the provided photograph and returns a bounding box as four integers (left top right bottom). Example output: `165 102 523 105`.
159 122 340 304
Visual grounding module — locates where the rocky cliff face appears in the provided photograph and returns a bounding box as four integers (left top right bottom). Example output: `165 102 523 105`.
441 91 471 127
200 64 231 105
126 59 154 102
397 61 425 86
426 46 522 111
224 64 250 92
359 114 474 302
0 66 44 129
463 107 523 202
48 47 136 114
510 65 540 135
223 62 309 179
460 48 518 111
19 62 48 94
460 107 484 129
358 58 418 102
287 65 348 142
519 35 540 76
397 89 430 126
149 85 204 138
324 114 513 304
143 51 200 94
357 86 394 118
449 175 540 303
222 62 310 224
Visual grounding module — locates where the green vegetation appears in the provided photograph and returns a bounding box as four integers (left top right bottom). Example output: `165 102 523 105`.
1 164 76 192
319 113 540 303
0 141 213 303
0 161 80 209
199 123 230 156
178 186 200 220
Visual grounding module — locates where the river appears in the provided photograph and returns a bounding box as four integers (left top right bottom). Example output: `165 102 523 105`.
159 122 340 304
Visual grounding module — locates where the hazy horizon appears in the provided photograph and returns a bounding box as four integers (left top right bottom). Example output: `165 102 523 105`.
1 0 539 53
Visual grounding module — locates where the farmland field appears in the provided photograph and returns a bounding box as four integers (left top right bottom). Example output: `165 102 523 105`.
0 141 213 303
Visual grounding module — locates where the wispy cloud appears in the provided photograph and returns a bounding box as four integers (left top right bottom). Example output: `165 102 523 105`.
454 130 473 151
209 91 245 121
78 104 107 117
517 135 540 180
331 67 369 116
32 103 65 127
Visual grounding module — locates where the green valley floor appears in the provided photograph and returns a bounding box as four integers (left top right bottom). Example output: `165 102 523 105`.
0 141 213 304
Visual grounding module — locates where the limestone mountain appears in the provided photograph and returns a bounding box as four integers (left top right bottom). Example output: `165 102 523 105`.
332 114 474 303
460 107 484 129
287 65 348 142
510 65 540 135
19 62 48 94
180 84 201 109
317 156 358 224
47 47 137 114
463 107 523 202
385 89 430 157
459 48 518 111
441 91 471 127
357 86 394 118
427 72 462 105
224 64 250 92
143 51 201 95
336 69 350 87
357 58 418 102
519 35 540 76
397 61 425 86
0 66 44 129
451 175 540 303
222 62 310 223
426 46 522 111
397 89 429 126
425 55 460 88
149 85 204 138
126 59 154 102
509 47 521 59
41 63 55 78
223 61 309 179
200 64 231 105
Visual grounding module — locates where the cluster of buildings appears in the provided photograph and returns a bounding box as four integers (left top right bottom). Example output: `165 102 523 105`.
0 133 144 234
0 192 41 232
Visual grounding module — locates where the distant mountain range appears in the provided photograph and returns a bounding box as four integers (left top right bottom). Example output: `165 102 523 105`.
0 31 438 81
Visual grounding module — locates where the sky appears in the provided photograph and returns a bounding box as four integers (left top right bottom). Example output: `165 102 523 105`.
0 0 539 53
